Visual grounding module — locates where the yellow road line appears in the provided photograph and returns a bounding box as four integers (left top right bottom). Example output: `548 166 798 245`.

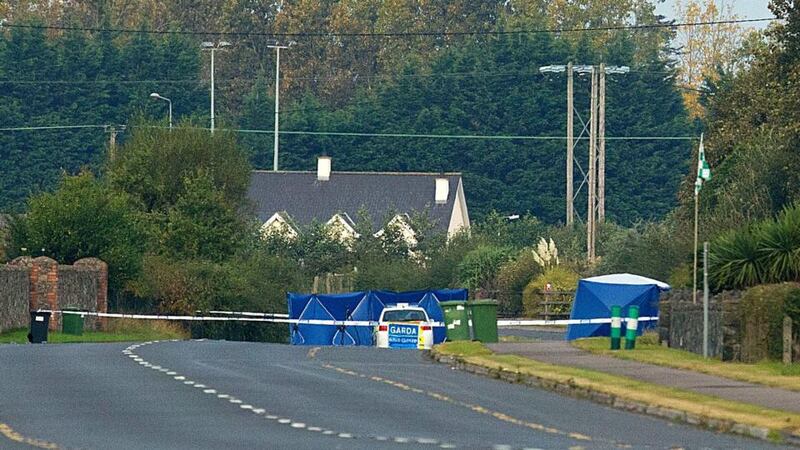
317 359 612 445
0 422 60 449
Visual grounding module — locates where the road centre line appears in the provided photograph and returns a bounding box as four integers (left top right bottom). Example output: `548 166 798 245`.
122 341 455 447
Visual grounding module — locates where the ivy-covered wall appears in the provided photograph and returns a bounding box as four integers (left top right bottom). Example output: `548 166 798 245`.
0 266 29 333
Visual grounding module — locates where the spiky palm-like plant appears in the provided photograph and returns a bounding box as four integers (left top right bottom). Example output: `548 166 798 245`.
757 203 800 283
709 226 763 290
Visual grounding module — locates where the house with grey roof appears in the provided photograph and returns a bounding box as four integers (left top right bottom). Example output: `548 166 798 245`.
247 157 470 242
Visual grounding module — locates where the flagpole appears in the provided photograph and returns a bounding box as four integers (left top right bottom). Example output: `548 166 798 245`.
693 190 699 305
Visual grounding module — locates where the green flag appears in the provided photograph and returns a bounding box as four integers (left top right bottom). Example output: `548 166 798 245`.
695 134 711 195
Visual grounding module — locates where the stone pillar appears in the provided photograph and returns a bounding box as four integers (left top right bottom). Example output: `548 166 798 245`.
75 258 108 330
26 257 60 330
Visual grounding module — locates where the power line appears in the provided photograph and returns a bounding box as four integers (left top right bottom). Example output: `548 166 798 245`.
0 67 677 85
0 124 108 131
0 123 698 141
0 17 777 38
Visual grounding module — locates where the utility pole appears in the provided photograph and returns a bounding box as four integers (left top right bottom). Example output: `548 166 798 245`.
105 125 126 162
598 63 606 223
587 66 598 262
268 42 290 171
540 64 627 261
566 62 574 226
202 41 231 134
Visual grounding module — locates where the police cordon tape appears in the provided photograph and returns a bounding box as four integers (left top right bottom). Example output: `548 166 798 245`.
497 317 658 326
38 309 656 328
38 310 442 328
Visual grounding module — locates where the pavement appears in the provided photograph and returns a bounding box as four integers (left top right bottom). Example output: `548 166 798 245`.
498 326 565 341
488 340 800 414
0 340 788 449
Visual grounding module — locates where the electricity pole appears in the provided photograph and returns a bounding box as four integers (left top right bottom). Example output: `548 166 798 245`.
268 42 290 171
540 64 628 262
598 63 606 223
105 125 125 162
588 66 598 262
566 62 574 226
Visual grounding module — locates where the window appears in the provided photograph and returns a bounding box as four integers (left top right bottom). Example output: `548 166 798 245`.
382 309 428 322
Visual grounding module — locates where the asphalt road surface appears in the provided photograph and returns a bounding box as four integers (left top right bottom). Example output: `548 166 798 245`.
0 340 790 449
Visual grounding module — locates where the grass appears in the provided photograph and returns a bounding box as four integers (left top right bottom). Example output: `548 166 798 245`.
572 335 800 392
435 342 800 439
0 318 188 344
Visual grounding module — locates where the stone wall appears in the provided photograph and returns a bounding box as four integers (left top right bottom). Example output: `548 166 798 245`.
2 256 108 331
659 289 743 361
0 266 30 333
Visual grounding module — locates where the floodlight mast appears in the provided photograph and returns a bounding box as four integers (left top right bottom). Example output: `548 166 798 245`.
201 41 232 134
267 41 293 171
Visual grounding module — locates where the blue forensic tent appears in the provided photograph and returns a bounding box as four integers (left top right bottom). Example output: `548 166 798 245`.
287 289 467 346
566 273 670 341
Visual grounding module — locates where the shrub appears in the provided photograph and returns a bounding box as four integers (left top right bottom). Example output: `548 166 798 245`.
757 203 800 283
457 244 514 293
709 226 763 290
522 267 580 317
739 282 800 362
495 250 542 316
710 202 800 290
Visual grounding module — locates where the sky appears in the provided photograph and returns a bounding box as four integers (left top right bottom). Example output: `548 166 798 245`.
655 0 775 29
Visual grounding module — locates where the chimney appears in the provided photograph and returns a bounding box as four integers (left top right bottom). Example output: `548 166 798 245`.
317 156 331 181
435 177 449 205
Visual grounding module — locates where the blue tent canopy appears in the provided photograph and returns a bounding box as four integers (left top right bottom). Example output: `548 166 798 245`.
287 289 467 346
566 273 670 341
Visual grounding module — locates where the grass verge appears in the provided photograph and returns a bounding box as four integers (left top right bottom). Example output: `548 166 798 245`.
572 336 800 392
435 341 800 441
0 318 188 344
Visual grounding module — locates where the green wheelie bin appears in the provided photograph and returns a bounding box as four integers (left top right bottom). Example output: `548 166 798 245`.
467 300 499 343
62 309 84 336
439 300 470 341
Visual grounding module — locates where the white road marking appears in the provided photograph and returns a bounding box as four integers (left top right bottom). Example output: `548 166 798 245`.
122 341 391 445
417 438 439 444
394 437 410 443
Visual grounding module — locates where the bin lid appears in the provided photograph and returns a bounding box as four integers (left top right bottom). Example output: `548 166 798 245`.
468 299 498 305
439 300 468 306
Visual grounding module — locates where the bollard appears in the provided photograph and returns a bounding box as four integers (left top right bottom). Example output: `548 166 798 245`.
610 305 622 350
624 305 639 350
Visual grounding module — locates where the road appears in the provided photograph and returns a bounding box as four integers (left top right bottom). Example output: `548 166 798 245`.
0 340 790 449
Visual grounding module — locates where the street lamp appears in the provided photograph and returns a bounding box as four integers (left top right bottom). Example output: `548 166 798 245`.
149 92 172 130
201 41 231 134
267 41 294 171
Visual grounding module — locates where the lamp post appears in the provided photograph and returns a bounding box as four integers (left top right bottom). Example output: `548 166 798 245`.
267 41 293 171
201 41 231 134
149 92 172 130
